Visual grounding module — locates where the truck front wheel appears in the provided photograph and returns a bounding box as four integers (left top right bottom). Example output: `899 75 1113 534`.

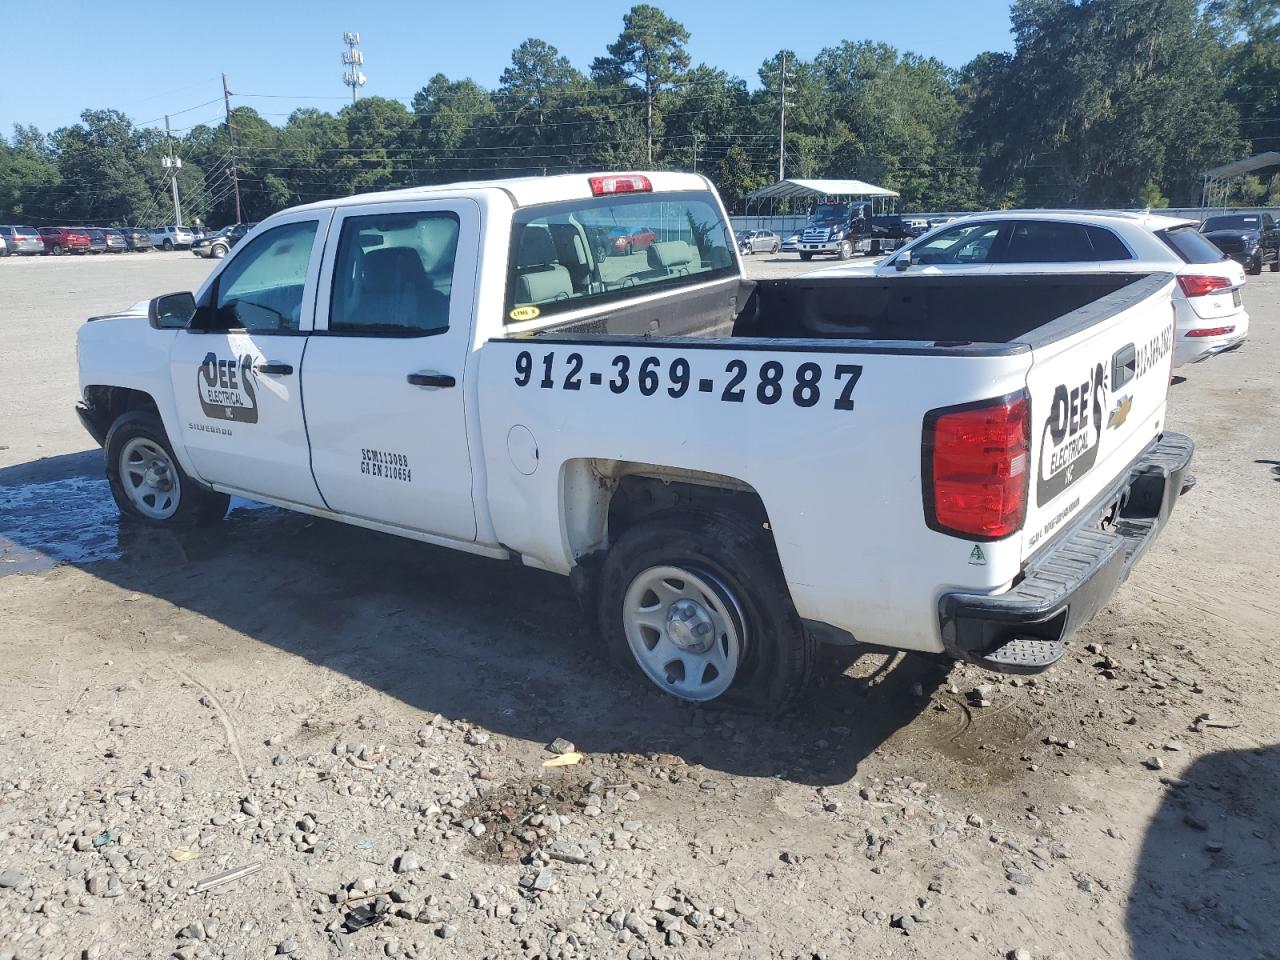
837 240 853 261
798 252 813 261
104 411 229 525
597 510 814 712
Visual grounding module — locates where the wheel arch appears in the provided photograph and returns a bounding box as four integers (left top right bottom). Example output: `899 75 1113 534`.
561 457 775 566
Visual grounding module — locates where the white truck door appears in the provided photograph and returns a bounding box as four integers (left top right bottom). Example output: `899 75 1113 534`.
301 199 478 542
168 210 332 508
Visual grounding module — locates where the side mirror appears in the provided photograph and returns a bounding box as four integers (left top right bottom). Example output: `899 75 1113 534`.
894 250 912 272
148 291 197 330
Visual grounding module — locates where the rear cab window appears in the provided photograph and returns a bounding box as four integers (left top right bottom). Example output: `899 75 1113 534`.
1159 226 1227 264
505 190 735 324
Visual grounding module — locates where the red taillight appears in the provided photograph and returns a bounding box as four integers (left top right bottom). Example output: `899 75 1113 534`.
589 174 652 196
1186 325 1235 338
1177 274 1231 297
925 393 1030 540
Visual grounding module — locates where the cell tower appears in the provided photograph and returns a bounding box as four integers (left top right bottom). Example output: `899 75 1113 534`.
342 32 366 104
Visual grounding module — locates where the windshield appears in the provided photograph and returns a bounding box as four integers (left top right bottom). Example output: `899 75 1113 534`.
1201 215 1261 232
812 204 849 223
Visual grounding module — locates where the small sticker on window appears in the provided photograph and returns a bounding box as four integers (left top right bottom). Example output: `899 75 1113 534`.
509 306 540 321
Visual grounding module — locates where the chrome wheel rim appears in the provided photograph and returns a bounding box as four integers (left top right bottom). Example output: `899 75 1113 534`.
120 437 180 519
622 565 744 701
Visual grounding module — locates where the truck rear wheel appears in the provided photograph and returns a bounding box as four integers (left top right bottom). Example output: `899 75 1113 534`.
597 510 814 713
104 411 229 526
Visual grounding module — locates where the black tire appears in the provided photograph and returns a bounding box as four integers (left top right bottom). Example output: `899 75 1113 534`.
162 239 174 251
51 243 63 256
799 252 813 261
1248 256 1262 276
1269 259 1279 272
837 240 853 261
104 411 229 526
771 242 779 254
597 510 815 713
211 243 228 259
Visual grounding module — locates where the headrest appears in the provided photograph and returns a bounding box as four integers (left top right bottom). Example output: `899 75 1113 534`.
517 226 558 268
647 240 694 269
362 247 428 291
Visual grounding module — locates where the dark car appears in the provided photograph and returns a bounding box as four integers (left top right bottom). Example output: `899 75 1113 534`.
191 222 254 259
104 229 128 253
1199 213 1279 276
605 225 658 256
37 226 91 255
118 227 153 252
85 228 108 254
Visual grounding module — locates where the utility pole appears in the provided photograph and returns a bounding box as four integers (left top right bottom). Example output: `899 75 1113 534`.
222 73 244 224
692 132 700 173
778 53 795 182
342 32 366 104
162 115 183 226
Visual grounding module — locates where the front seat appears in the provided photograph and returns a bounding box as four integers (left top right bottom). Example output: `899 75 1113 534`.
358 247 449 332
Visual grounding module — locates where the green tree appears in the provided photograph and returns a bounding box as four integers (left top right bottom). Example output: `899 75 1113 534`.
0 127 60 223
965 0 1243 206
591 4 691 165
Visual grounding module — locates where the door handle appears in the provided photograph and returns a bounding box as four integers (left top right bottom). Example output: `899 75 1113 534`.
254 361 294 376
407 371 456 389
1111 344 1136 390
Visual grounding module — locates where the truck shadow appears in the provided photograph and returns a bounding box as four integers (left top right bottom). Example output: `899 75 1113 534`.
1127 744 1280 959
0 450 942 787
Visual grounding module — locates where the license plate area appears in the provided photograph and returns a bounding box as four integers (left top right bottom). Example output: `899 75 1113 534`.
1232 289 1242 307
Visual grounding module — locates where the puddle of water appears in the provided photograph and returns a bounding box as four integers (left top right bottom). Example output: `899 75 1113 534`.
0 474 270 576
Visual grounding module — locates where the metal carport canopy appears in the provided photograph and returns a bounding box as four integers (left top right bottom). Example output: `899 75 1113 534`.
745 178 900 202
1203 152 1280 179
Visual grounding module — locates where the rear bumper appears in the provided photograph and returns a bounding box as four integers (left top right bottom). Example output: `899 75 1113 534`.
938 432 1194 674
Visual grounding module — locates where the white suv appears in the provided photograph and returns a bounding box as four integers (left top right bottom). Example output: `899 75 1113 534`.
150 225 194 251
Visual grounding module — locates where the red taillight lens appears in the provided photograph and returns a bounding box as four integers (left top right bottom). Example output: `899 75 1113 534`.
925 393 1030 540
1177 274 1231 297
589 174 652 196
1186 325 1236 338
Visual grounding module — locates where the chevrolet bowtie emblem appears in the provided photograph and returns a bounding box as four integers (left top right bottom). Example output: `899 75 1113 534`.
1108 395 1132 430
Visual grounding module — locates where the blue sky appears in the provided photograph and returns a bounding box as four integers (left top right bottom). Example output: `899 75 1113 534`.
1 0 1014 136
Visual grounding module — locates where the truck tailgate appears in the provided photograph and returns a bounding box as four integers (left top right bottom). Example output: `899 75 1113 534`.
1021 274 1177 560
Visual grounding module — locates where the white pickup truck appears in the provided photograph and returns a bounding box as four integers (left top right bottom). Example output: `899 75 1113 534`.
76 172 1194 711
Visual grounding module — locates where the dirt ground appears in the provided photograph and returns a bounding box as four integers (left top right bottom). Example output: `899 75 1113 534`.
1 250 1277 960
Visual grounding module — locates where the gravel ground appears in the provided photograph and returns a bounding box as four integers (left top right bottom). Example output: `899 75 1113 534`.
0 251 1277 960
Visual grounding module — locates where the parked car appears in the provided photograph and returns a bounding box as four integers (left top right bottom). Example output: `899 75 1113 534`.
150 225 194 251
604 225 658 255
118 227 154 252
735 229 780 255
1199 213 1279 276
75 171 1192 710
84 228 108 254
104 229 128 253
0 235 6 257
38 226 91 255
0 225 45 255
821 210 1249 367
780 232 800 253
191 223 253 259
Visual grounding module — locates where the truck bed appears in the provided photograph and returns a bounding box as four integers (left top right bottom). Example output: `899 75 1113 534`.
516 273 1163 350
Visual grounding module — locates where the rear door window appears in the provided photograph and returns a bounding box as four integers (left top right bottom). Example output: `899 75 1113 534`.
1000 221 1097 262
1160 226 1227 264
329 211 459 336
505 190 735 322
